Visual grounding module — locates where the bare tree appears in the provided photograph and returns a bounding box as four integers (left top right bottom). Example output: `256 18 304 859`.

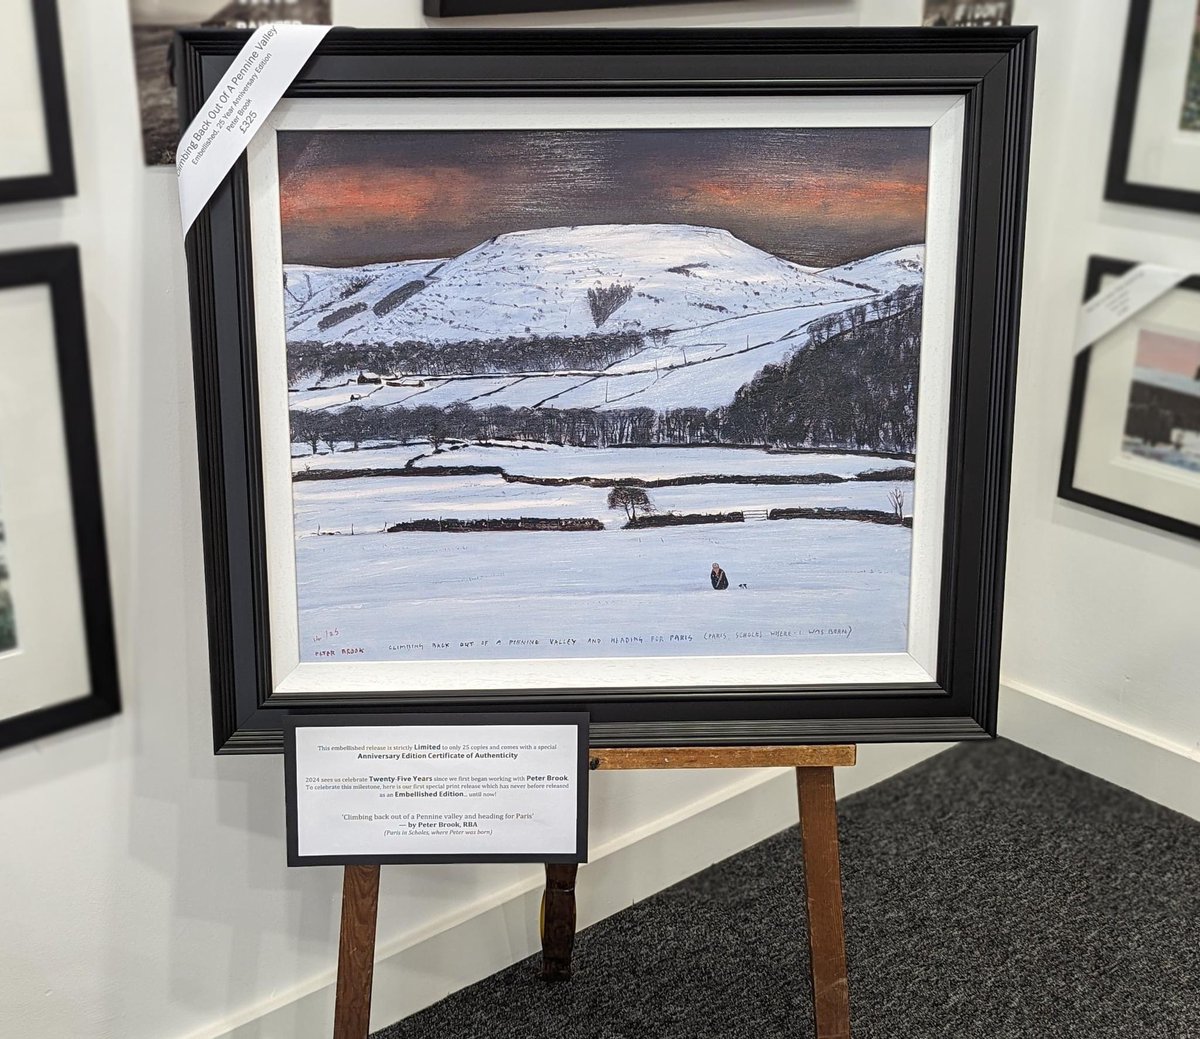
607 485 655 522
888 487 905 522
290 410 322 456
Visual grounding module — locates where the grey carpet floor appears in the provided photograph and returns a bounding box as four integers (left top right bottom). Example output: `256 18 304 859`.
372 739 1200 1038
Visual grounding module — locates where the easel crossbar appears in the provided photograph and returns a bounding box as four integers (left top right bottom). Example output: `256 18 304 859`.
589 745 856 770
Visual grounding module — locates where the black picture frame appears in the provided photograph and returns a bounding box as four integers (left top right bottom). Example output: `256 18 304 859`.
0 247 120 751
176 27 1035 753
1105 0 1200 214
1059 255 1200 542
426 0 714 14
284 712 590 866
1 0 76 205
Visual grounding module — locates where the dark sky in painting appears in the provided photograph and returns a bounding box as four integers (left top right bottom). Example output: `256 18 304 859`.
278 128 929 269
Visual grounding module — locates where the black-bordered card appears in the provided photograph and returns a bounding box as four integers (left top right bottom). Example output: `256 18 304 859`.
284 712 588 866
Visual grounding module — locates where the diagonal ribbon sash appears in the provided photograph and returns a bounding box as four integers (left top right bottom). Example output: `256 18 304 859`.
1074 263 1191 353
175 23 331 236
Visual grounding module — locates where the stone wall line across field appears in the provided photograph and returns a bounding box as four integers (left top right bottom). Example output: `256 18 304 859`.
291 464 916 488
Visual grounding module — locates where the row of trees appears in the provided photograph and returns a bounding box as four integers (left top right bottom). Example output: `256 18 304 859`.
725 290 921 452
288 329 646 384
291 402 737 455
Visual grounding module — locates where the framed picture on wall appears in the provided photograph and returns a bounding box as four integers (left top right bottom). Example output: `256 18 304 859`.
921 1 1013 27
0 0 76 204
128 0 332 166
177 27 1034 752
1106 0 1200 213
0 247 120 752
1060 256 1200 542
424 1 712 15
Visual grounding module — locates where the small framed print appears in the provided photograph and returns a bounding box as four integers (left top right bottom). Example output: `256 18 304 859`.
921 1 1013 27
1106 0 1200 213
0 247 119 751
0 0 76 204
425 1 710 14
1060 256 1200 542
177 27 1034 752
128 0 333 166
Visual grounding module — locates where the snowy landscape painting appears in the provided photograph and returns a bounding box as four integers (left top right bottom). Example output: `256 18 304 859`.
277 127 930 664
0 482 15 654
1123 327 1200 478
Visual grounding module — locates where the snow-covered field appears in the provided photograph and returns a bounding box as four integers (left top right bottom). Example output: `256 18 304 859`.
291 441 912 480
407 442 911 480
291 444 914 661
1124 434 1200 476
292 471 912 534
297 521 911 662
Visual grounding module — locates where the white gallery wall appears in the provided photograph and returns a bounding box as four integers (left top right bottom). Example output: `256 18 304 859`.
0 2 1195 1038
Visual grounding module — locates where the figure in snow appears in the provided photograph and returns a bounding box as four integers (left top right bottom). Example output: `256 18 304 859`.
710 563 730 590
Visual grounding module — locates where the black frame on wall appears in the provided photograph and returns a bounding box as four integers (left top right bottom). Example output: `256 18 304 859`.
0 247 119 751
1059 255 1200 542
1 0 76 205
1105 0 1200 214
176 27 1035 754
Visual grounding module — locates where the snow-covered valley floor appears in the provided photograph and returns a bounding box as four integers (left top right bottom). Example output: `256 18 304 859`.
292 443 914 662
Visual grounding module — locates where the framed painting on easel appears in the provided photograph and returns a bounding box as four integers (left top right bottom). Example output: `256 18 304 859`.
176 27 1035 752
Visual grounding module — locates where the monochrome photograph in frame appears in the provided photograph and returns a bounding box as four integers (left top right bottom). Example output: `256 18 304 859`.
129 0 331 166
1060 256 1200 542
921 0 1013 27
1106 0 1200 213
177 28 1035 752
424 1 712 16
0 0 75 204
0 247 119 751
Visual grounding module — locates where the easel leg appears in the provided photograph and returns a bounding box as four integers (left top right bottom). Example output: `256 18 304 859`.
796 767 851 1039
334 864 381 1039
540 863 578 981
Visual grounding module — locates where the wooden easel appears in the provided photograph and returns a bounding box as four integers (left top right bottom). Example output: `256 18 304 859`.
540 746 856 1039
331 745 855 1039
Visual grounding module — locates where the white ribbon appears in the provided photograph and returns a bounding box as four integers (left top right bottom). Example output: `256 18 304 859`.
175 23 331 236
1075 263 1191 353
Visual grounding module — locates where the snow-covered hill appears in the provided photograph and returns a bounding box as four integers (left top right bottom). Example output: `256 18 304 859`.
283 259 446 334
821 245 924 295
284 224 869 347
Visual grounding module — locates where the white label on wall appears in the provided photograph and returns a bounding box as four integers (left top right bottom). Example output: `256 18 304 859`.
1075 263 1190 353
175 23 330 235
286 716 588 864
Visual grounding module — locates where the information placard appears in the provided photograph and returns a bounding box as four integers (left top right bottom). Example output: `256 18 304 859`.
284 713 588 865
